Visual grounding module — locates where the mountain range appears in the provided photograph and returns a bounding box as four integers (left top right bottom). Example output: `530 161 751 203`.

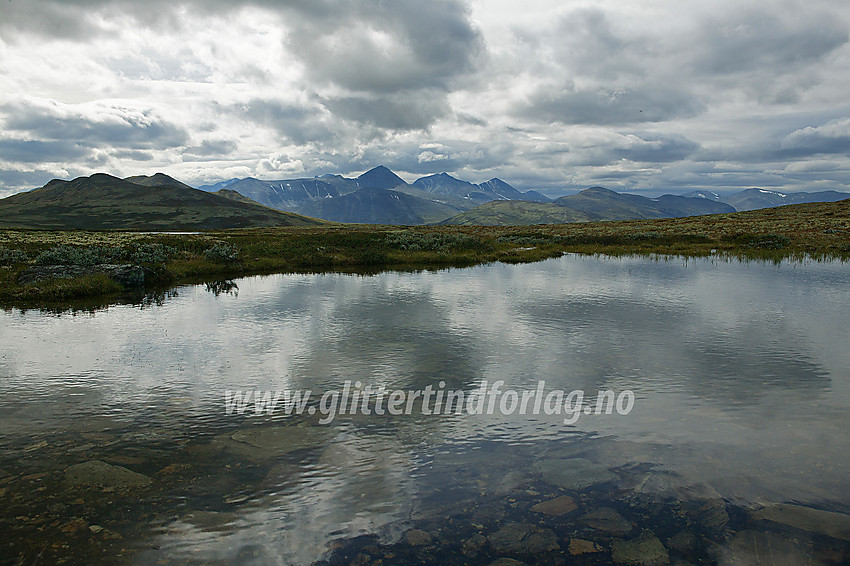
1 166 847 229
197 165 552 224
200 166 849 225
684 188 850 211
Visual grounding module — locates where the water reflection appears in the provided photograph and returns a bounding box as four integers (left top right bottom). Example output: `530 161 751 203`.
1 254 849 564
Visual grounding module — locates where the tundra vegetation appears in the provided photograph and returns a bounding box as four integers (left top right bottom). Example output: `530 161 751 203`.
0 199 847 305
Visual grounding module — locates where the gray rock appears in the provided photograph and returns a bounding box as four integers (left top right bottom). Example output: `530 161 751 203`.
405 529 432 546
530 495 578 517
666 531 696 554
65 460 152 488
627 473 728 537
217 424 331 459
584 507 634 536
674 484 728 537
18 264 144 288
569 538 604 555
488 522 560 554
726 530 816 566
611 532 670 565
462 533 487 556
537 457 615 490
488 559 528 566
752 503 850 541
183 510 238 531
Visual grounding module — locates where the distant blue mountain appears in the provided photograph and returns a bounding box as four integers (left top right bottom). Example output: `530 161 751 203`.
195 166 849 224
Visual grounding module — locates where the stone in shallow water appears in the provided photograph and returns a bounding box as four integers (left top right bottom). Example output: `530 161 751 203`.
666 531 696 554
217 424 332 459
488 559 528 566
627 473 728 537
488 522 560 554
569 538 603 555
537 457 615 490
583 508 634 536
405 529 432 546
65 460 152 488
530 495 579 517
611 532 670 566
752 503 850 541
462 533 487 556
726 530 815 566
183 510 238 531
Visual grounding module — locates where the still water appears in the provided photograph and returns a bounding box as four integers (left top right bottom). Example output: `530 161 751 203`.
1 254 849 565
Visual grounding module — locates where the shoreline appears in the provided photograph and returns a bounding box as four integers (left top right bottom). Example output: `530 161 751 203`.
2 200 848 307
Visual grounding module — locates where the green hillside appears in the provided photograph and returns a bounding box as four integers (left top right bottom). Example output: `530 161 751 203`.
0 174 325 230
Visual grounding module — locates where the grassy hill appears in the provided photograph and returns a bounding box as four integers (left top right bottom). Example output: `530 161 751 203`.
0 174 325 230
442 186 735 225
439 200 594 225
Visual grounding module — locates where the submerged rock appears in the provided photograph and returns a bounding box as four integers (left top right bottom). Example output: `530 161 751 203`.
488 559 528 566
726 530 815 565
183 510 238 531
488 522 560 554
65 460 152 488
674 483 728 538
752 503 850 541
462 533 487 556
611 532 670 566
405 529 432 546
583 507 634 536
666 531 696 554
530 495 578 517
569 538 604 555
537 457 615 490
626 472 728 537
217 424 332 459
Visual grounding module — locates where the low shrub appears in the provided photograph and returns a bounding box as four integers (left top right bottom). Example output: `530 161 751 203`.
0 248 28 266
204 243 240 263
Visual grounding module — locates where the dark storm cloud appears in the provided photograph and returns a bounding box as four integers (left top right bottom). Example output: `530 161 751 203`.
230 100 335 145
612 133 700 163
692 11 848 76
283 0 483 94
0 169 62 196
2 101 188 149
113 150 155 162
778 118 850 157
321 92 450 131
3 0 482 133
519 85 704 125
543 8 645 82
0 139 92 164
186 139 238 158
2 0 483 93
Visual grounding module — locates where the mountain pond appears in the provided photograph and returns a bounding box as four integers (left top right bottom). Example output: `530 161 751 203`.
1 253 849 565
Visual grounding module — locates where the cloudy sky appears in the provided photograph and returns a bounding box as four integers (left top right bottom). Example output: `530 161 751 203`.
1 0 849 198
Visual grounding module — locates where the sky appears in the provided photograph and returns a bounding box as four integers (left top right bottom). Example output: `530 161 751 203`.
1 0 850 198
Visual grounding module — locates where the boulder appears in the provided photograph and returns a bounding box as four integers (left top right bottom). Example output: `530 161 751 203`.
488 522 560 554
537 457 615 490
611 532 670 566
752 503 850 541
65 460 152 488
